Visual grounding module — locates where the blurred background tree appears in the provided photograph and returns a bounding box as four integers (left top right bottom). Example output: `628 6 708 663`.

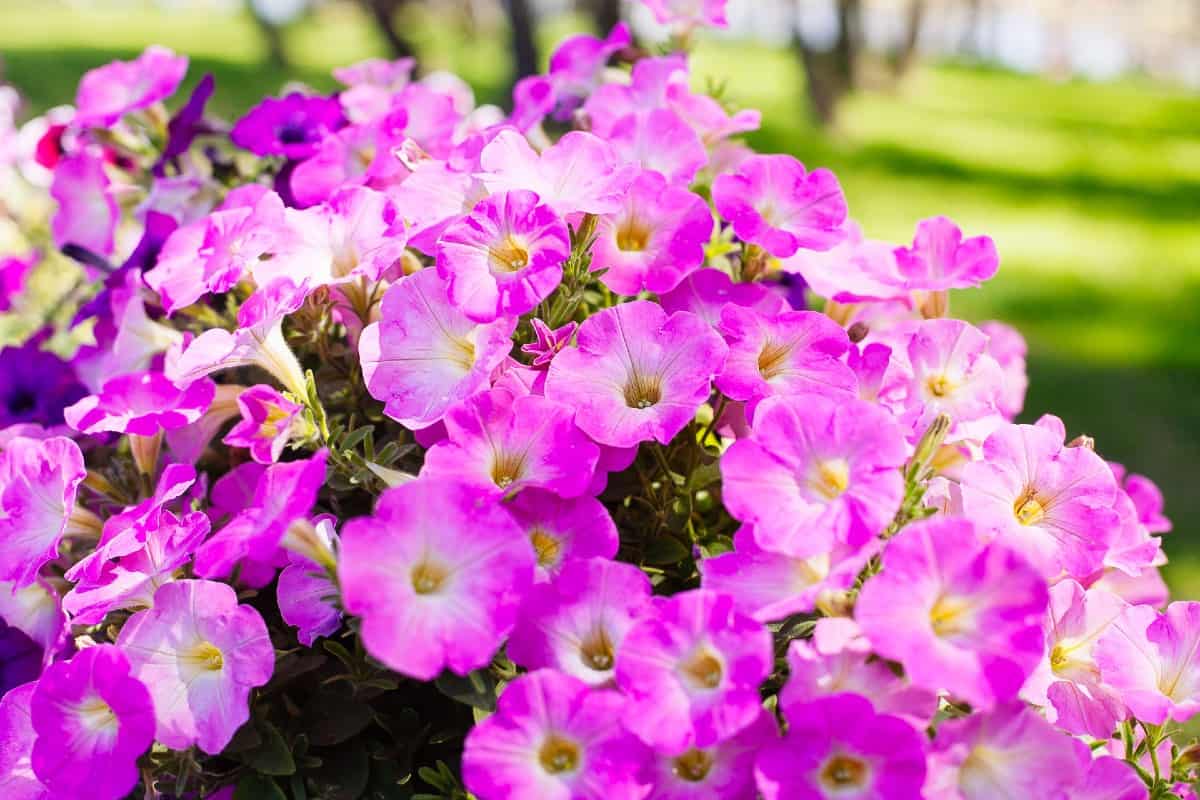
0 0 1198 594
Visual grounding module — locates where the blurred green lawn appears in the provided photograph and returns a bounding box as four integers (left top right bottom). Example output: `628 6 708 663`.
3 2 1199 591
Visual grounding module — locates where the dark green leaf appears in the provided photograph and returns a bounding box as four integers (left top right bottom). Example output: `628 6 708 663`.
240 721 296 776
643 535 691 565
234 773 286 800
434 669 497 712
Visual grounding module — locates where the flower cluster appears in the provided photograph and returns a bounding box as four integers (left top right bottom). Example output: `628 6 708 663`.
0 3 1195 798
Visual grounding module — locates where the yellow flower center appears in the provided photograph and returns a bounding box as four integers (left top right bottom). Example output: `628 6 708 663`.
810 459 851 501
819 754 870 790
411 560 450 595
757 339 792 380
488 236 531 273
1013 491 1046 526
925 374 954 398
490 451 526 489
680 649 724 690
530 528 562 568
930 595 973 639
447 336 477 372
258 402 294 441
615 219 651 252
538 736 581 775
623 371 662 409
185 640 225 672
75 696 118 733
579 627 615 672
672 749 714 782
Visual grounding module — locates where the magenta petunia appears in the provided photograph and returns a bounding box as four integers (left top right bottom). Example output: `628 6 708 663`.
616 589 773 754
755 693 927 800
893 216 999 291
230 92 344 159
193 450 327 580
701 525 874 623
545 22 632 115
545 300 728 448
508 557 653 686
712 154 847 258
360 268 515 429
0 683 51 800
608 110 708 187
73 45 188 126
277 518 341 646
289 112 409 205
855 517 1048 710
1022 580 1127 738
1111 463 1171 535
589 170 712 296
421 389 600 498
715 305 856 410
782 618 938 729
926 703 1082 800
781 219 905 303
477 129 636 217
1096 600 1200 725
1068 756 1148 800
959 415 1122 579
505 489 620 581
979 320 1028 419
0 436 96 587
338 478 534 680
521 319 579 370
658 267 788 328
0 579 69 659
117 579 274 754
462 669 651 800
436 189 570 322
222 384 306 464
0 251 36 313
647 708 776 800
50 151 118 257
29 645 155 800
65 371 215 437
720 393 906 556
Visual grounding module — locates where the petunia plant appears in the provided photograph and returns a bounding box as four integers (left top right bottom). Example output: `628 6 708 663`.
0 2 1197 798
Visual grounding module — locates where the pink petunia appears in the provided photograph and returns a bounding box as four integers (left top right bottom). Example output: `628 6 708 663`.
642 0 730 29
959 415 1122 580
715 304 856 410
658 267 788 328
508 557 653 687
590 170 712 296
65 371 215 437
607 109 708 187
1096 601 1200 725
926 703 1083 799
462 669 651 800
359 268 515 429
222 384 306 464
979 320 1028 419
436 189 570 322
545 300 728 448
0 436 96 587
277 518 341 646
712 154 847 258
755 693 927 800
616 589 773 754
646 708 777 800
1067 756 1148 800
117 579 274 754
893 216 999 291
720 393 906 556
29 645 155 800
0 682 50 799
338 478 534 680
781 219 906 303
50 152 118 257
855 517 1048 710
505 489 620 582
73 45 188 126
421 389 600 498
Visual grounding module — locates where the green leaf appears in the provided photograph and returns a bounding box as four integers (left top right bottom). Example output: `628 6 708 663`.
435 669 497 712
302 686 374 747
241 721 296 776
234 773 286 800
643 535 691 566
307 744 370 800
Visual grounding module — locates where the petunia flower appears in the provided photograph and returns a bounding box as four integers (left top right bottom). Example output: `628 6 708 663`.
222 384 307 464
926 703 1083 800
64 371 215 437
979 320 1028 419
855 517 1048 710
782 618 938 729
521 319 578 370
477 129 637 217
436 189 570 322
959 415 1122 580
117 579 274 754
545 300 727 448
289 111 409 206
462 669 651 800
700 526 875 623
361 268 514 428
590 170 712 296
616 589 773 754
659 267 789 329
1096 600 1200 725
715 304 856 410
0 251 36 313
0 436 98 587
720 393 906 556
386 157 484 254
29 645 155 800
277 518 341 646
508 558 652 687
607 109 708 187
545 22 632 117
755 693 928 800
193 450 327 580
230 92 344 159
0 683 51 800
50 151 118 257
780 219 906 303
0 340 86 431
338 478 534 680
505 489 620 581
893 216 999 291
712 154 847 258
421 389 600 498
1021 580 1127 738
1111 462 1171 535
647 709 776 800
73 45 188 127
643 0 730 29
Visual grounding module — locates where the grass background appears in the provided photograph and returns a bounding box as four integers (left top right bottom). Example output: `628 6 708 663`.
2 1 1198 590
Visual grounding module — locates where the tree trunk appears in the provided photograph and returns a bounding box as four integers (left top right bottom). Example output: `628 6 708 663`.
833 0 862 91
505 0 540 82
249 5 289 68
892 0 926 76
587 0 622 33
362 0 417 60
